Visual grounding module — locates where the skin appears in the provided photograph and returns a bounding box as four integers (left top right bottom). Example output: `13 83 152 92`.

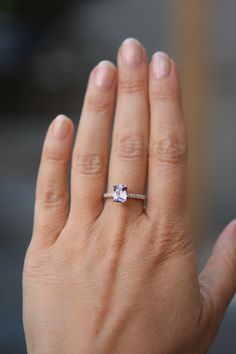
23 38 236 354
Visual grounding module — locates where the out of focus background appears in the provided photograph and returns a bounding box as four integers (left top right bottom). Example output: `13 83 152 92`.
0 0 236 353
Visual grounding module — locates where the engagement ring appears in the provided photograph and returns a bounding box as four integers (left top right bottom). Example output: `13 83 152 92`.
103 184 146 203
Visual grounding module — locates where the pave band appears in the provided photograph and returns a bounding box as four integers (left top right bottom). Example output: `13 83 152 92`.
103 184 146 203
103 192 146 200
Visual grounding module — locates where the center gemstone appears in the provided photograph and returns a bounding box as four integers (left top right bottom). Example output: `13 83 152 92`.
113 184 128 203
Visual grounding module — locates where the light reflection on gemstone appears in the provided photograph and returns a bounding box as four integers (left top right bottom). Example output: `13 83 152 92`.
113 184 128 203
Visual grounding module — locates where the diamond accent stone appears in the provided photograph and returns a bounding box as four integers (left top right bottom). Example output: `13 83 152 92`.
113 184 128 203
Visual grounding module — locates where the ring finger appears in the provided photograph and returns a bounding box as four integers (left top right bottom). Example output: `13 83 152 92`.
105 38 149 217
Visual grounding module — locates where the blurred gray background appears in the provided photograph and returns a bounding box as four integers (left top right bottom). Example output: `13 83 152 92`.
0 0 236 353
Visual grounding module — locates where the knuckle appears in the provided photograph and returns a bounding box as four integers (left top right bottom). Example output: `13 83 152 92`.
149 218 193 265
151 83 178 102
115 134 148 159
150 133 187 165
119 78 145 94
23 246 54 278
85 94 110 113
38 185 67 209
198 282 216 333
74 153 106 176
44 148 67 164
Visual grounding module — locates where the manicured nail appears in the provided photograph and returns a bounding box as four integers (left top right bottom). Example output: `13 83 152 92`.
152 52 171 78
95 61 115 88
53 115 69 139
121 38 143 66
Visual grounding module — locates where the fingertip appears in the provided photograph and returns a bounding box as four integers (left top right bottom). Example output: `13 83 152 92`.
151 51 171 79
214 219 236 253
94 60 117 78
117 37 148 64
170 57 181 80
88 59 117 86
149 52 182 102
55 113 70 121
97 60 117 70
150 51 180 80
53 114 74 136
54 113 73 124
225 219 236 233
95 61 117 89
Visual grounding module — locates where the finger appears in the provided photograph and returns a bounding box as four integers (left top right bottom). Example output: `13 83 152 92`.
199 220 236 326
33 115 74 246
70 61 117 222
146 52 188 218
105 38 149 216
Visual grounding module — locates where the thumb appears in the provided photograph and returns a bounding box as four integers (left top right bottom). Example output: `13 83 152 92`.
199 219 236 323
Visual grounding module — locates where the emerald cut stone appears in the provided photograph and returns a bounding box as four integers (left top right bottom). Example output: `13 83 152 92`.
113 184 128 203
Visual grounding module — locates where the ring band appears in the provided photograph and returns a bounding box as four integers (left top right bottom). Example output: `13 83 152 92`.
103 184 146 203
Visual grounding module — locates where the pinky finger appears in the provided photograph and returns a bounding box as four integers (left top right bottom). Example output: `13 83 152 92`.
32 114 74 247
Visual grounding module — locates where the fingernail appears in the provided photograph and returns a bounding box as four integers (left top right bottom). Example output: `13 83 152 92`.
53 115 69 139
121 38 143 66
152 52 171 78
95 61 115 88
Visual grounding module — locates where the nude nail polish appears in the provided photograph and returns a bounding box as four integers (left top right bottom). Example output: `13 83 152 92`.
152 52 171 78
121 38 143 66
53 115 68 139
95 61 115 88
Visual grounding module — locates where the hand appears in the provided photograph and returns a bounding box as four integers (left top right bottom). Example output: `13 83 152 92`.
23 38 236 354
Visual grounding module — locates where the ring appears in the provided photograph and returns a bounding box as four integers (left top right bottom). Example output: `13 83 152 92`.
103 184 146 203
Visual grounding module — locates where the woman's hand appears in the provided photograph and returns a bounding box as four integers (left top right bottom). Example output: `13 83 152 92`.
23 38 236 354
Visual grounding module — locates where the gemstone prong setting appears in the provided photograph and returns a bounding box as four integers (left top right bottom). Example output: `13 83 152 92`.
113 184 128 203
